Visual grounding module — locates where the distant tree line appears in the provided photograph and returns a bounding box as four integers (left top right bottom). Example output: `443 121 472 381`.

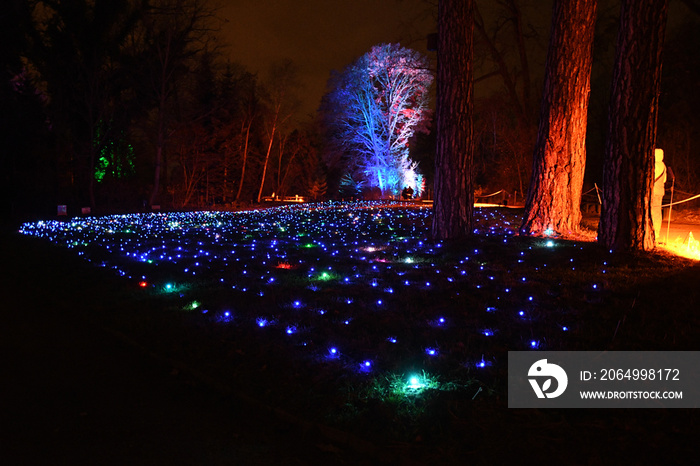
2 0 321 225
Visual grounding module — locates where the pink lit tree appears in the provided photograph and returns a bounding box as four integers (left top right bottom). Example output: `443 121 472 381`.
323 43 433 197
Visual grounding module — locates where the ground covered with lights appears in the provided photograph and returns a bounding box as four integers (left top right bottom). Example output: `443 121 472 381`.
13 201 700 463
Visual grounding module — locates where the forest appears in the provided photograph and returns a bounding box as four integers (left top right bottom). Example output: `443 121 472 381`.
2 0 699 228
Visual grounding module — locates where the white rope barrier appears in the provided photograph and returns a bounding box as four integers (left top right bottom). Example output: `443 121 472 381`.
474 186 699 208
476 189 504 198
662 192 700 208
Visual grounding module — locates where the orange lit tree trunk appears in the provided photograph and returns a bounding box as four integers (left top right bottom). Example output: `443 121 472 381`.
431 0 474 240
520 0 597 236
598 0 668 251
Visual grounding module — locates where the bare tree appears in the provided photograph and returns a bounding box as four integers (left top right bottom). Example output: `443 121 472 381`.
321 44 433 197
256 60 299 203
233 77 258 202
520 0 597 236
276 129 313 197
598 0 669 251
140 0 219 207
474 0 539 129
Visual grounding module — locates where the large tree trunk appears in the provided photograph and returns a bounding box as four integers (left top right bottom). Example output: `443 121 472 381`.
431 0 474 241
598 0 668 251
521 0 597 236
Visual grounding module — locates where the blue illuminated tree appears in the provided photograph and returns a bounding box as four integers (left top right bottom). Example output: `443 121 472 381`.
323 43 433 197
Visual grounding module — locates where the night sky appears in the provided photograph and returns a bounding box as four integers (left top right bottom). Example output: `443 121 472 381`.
217 0 698 124
219 0 436 119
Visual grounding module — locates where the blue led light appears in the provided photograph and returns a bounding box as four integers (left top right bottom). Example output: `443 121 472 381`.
18 202 576 384
328 347 339 358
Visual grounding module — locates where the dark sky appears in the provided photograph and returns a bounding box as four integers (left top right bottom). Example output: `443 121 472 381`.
219 0 436 119
217 0 698 123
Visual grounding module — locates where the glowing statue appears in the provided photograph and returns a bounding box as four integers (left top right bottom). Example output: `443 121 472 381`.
652 148 667 242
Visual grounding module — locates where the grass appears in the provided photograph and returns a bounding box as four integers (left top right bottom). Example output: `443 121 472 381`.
6 202 700 464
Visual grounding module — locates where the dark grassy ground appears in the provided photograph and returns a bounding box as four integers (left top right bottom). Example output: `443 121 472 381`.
1 233 380 465
3 207 700 465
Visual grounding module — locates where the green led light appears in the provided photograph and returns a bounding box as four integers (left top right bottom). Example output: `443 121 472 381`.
406 375 425 390
186 300 200 310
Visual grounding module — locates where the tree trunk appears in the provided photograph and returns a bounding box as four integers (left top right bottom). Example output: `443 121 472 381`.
257 115 277 203
431 0 474 240
150 91 167 207
521 0 597 236
598 0 668 251
235 119 252 202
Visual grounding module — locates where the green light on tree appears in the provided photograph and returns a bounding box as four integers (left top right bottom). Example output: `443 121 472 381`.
94 120 135 182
